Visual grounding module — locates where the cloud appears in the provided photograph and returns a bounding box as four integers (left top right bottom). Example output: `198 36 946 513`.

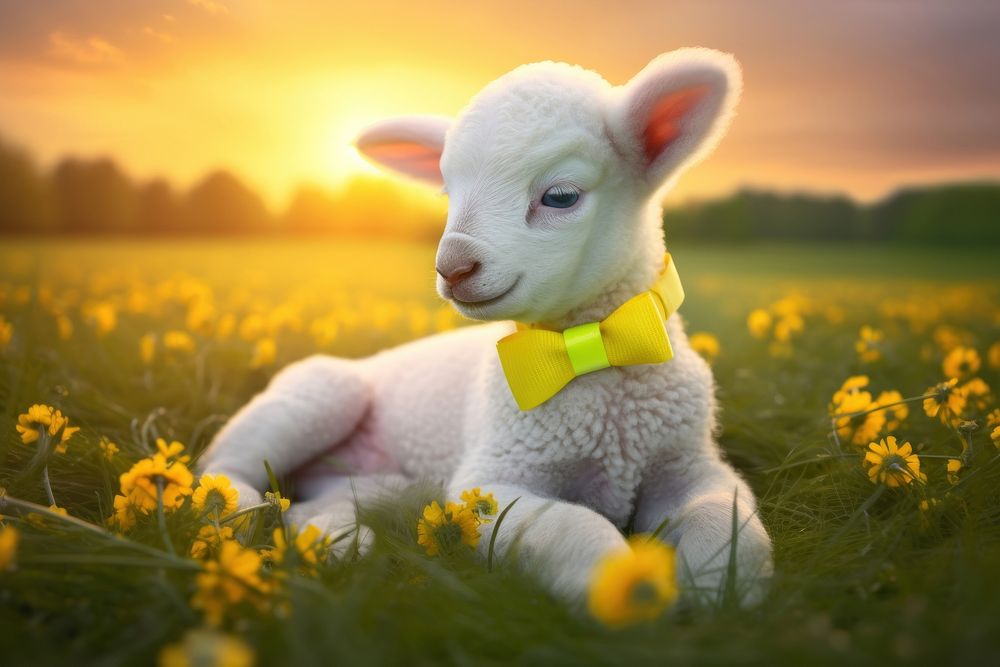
47 30 124 66
186 0 228 16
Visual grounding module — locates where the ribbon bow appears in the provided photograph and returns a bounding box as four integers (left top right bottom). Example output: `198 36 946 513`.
496 253 685 410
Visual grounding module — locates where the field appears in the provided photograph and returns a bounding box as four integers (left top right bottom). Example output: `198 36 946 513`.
1 238 999 666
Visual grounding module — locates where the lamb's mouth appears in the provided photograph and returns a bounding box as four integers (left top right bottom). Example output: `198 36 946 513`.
452 275 522 307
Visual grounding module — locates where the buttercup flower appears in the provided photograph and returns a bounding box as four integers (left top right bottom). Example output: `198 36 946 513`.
15 404 53 444
0 525 19 572
946 458 963 485
163 330 196 354
190 524 235 560
943 346 980 380
923 379 967 426
689 332 720 363
832 390 886 447
264 491 291 512
191 540 271 626
864 436 925 488
417 500 480 556
139 333 156 365
99 437 119 460
588 536 679 627
875 390 909 431
158 629 254 667
461 488 499 521
991 425 1000 449
747 309 772 339
249 337 276 369
192 474 240 518
989 341 1000 369
831 375 870 406
118 453 194 513
960 377 991 411
855 325 885 363
0 315 12 353
271 525 331 575
773 313 804 343
156 438 191 464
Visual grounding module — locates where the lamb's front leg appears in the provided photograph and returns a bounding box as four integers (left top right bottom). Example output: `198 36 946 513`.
634 454 773 607
198 355 371 506
446 480 628 604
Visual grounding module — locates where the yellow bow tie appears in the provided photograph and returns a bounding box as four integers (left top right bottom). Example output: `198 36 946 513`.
496 253 685 410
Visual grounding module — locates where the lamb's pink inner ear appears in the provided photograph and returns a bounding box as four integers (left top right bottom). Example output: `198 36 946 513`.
358 141 443 183
642 85 709 164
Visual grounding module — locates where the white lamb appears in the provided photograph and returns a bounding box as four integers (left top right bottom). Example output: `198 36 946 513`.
199 48 773 607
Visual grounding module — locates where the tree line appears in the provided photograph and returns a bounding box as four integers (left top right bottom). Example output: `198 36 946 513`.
0 134 443 240
1 132 997 244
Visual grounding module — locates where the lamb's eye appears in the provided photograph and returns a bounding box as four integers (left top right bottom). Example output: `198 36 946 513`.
540 186 579 209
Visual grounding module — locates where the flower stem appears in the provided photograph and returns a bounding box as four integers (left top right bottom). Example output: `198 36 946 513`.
156 478 176 556
220 502 270 525
41 465 57 507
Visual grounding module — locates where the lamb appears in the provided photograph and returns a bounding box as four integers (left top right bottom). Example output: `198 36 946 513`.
198 48 773 607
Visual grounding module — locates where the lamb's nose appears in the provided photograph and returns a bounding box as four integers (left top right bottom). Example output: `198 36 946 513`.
437 261 480 287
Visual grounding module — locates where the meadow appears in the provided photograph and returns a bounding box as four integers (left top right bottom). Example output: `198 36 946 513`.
1 238 999 666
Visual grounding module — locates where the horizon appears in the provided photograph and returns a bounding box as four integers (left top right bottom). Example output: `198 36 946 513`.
1 1 999 210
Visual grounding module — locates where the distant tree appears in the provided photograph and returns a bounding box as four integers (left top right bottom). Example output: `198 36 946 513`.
284 184 339 235
872 182 1000 245
135 178 184 234
51 157 137 234
183 170 274 234
0 136 54 233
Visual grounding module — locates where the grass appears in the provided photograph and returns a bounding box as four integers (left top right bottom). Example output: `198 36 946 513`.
1 238 999 665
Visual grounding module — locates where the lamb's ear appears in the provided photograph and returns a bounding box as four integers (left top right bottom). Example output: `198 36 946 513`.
608 49 741 189
354 115 451 186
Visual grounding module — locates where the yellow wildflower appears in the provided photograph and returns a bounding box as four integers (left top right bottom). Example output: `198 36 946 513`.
989 341 1000 369
99 437 119 460
942 346 980 380
416 500 480 556
249 337 276 369
960 377 991 411
991 425 1000 449
163 330 196 354
855 325 884 363
191 540 270 626
773 313 804 343
689 332 720 363
987 409 1000 429
111 492 140 532
0 315 12 353
271 525 331 575
875 390 908 431
832 391 886 447
139 333 156 365
156 438 192 464
84 301 117 336
932 325 964 353
0 525 19 572
588 536 679 627
923 379 967 425
15 404 53 444
119 453 194 513
190 524 235 560
186 299 216 336
55 313 73 340
831 375 870 406
864 436 924 488
49 409 80 454
192 474 240 518
309 316 339 348
460 488 499 521
264 491 290 512
946 458 963 485
158 629 255 667
215 313 236 340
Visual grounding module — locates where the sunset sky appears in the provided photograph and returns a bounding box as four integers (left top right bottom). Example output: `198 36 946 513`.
1 0 998 209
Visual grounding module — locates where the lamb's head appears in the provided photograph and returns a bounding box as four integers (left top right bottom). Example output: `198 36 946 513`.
357 48 741 323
